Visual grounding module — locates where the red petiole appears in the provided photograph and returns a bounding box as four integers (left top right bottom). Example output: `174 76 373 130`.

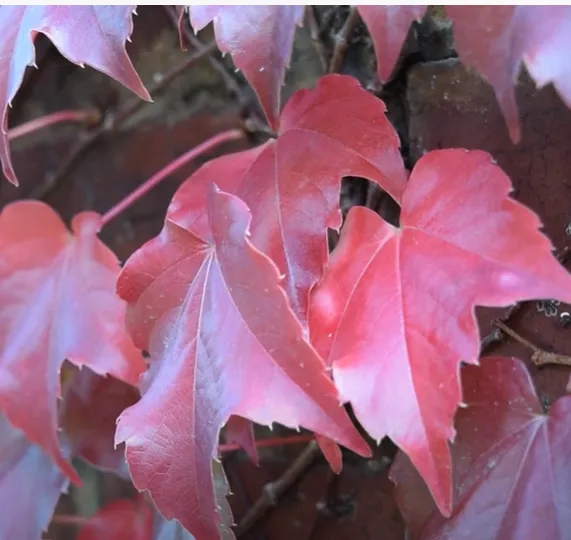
8 109 100 141
100 128 244 227
218 433 315 454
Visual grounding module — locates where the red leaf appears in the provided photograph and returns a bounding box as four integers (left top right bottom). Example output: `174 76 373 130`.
0 415 68 539
185 6 571 144
61 368 140 477
445 6 571 142
357 6 426 82
315 434 343 474
0 201 145 481
116 186 370 539
444 6 523 142
355 6 571 142
0 6 149 185
77 495 218 540
391 356 571 539
188 6 305 129
76 497 153 540
223 416 259 465
167 74 406 326
309 149 571 515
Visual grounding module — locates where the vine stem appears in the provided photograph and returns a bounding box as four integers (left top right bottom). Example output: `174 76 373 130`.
29 40 218 200
8 109 100 141
495 320 571 367
306 7 328 71
100 129 244 227
328 7 360 73
235 441 321 537
50 435 316 529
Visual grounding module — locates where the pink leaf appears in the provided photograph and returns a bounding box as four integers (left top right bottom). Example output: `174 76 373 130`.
309 149 571 515
0 201 145 481
446 6 571 142
223 416 258 465
0 6 149 185
78 487 228 540
357 6 427 82
167 74 406 327
61 368 140 478
189 6 305 129
77 497 153 540
316 434 343 474
115 186 370 539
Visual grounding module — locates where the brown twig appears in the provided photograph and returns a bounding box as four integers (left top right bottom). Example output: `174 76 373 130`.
235 440 321 537
28 40 218 200
328 8 360 73
480 302 523 354
115 40 218 126
165 6 248 107
305 7 328 72
494 320 571 367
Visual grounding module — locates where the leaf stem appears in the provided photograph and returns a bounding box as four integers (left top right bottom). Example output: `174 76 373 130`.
494 320 537 350
306 7 328 71
8 109 100 141
29 40 219 200
219 434 314 454
494 320 571 367
100 129 244 227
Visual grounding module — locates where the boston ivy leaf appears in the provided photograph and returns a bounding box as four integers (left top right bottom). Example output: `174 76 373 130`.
445 6 571 142
0 6 150 185
0 201 145 481
61 368 140 478
184 6 571 144
443 6 524 142
355 6 571 142
76 497 153 540
188 6 305 129
0 415 68 540
357 6 426 82
167 74 406 327
223 415 258 465
77 489 226 540
186 6 422 127
391 356 571 539
116 186 370 539
309 149 571 516
361 6 571 142
315 434 343 474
